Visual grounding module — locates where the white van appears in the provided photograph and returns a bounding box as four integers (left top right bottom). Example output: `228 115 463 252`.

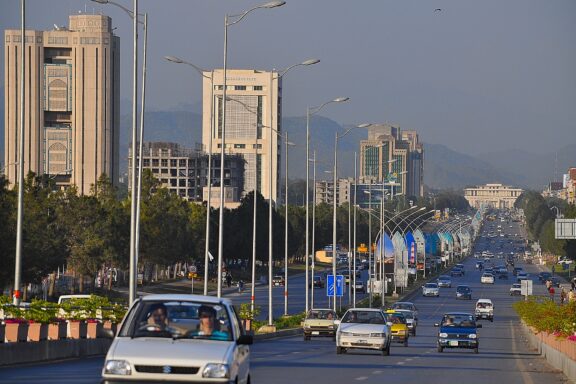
475 299 494 322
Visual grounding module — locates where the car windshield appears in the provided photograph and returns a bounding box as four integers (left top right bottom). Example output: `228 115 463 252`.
392 303 414 311
342 311 386 324
425 283 438 288
121 301 233 341
439 275 450 280
457 286 470 292
307 310 335 320
442 314 476 328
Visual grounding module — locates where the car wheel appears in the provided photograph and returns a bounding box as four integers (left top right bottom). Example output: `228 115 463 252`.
412 329 416 336
437 345 443 353
490 318 493 323
383 345 390 356
304 334 310 341
336 346 343 354
474 347 479 354
403 339 408 347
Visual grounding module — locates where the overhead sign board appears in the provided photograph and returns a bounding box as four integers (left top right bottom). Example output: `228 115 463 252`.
521 279 533 296
555 219 576 239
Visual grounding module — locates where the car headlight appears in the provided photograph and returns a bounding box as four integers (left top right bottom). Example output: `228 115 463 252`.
370 333 386 338
439 333 448 338
340 331 353 336
328 325 335 329
104 360 132 375
468 334 477 339
202 363 229 379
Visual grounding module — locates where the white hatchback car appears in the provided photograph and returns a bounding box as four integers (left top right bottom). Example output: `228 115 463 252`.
335 308 392 356
101 294 252 384
481 273 495 284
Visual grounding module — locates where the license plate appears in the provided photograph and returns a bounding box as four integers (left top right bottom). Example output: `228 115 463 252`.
312 331 319 335
449 341 458 346
357 339 367 344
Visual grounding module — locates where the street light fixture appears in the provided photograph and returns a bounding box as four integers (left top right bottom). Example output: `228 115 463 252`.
218 1 285 300
164 55 215 296
305 97 349 313
93 0 147 305
331 123 369 312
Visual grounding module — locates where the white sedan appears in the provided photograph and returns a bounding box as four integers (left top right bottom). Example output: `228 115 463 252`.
422 283 440 297
335 308 392 356
481 273 495 284
101 294 252 384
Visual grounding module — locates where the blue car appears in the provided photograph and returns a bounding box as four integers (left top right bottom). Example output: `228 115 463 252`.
435 312 482 353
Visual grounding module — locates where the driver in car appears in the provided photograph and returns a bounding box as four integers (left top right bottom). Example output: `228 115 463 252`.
147 303 168 328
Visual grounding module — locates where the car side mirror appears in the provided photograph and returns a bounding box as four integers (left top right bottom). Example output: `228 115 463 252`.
333 320 341 325
434 323 439 327
476 324 482 328
237 334 253 345
99 328 115 339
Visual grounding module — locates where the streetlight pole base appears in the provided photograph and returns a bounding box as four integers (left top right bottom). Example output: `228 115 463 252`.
392 292 399 298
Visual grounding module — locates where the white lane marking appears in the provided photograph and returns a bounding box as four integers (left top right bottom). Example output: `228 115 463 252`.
355 377 368 381
397 361 405 365
372 370 383 375
291 351 301 354
405 358 413 361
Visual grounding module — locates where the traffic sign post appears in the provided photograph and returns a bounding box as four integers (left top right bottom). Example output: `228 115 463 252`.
327 275 344 297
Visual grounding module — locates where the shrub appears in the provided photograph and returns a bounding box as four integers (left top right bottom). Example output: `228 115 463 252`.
514 297 576 338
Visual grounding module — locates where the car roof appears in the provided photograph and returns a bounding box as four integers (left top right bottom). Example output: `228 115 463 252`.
394 302 415 305
476 298 493 303
443 312 474 316
456 285 470 288
140 294 232 305
310 308 333 311
348 308 383 312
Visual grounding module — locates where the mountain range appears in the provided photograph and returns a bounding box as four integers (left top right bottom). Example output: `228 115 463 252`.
1 95 574 191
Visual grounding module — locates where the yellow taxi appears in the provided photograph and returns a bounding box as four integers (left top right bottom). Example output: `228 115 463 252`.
385 310 409 347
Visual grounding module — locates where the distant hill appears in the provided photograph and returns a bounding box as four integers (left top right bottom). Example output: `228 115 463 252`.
423 143 528 190
476 145 576 189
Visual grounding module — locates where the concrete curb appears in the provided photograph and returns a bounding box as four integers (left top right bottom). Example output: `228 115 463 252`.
253 328 303 341
0 338 112 366
519 321 576 383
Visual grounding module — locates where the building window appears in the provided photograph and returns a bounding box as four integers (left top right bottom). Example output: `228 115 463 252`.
143 159 150 167
179 159 187 167
253 85 263 91
161 159 168 167
170 159 177 167
5 36 9 43
235 85 246 90
215 85 224 90
234 144 246 149
152 159 159 166
257 96 263 139
48 36 69 44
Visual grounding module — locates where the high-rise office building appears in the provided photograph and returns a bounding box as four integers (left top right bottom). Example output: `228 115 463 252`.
4 14 120 194
202 69 280 202
359 123 423 198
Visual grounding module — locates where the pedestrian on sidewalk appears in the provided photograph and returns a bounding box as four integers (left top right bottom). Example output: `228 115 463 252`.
568 289 576 303
548 286 555 302
560 287 567 305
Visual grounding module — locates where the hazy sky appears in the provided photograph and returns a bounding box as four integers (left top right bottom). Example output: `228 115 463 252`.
1 0 575 156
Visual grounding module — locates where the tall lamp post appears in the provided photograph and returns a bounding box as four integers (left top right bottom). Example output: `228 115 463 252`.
305 97 349 313
331 123 370 311
93 0 143 305
283 136 295 315
268 58 319 324
164 56 214 295
218 1 285 299
13 0 25 305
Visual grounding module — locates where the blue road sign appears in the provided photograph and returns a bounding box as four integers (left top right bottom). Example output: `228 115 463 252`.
327 275 344 297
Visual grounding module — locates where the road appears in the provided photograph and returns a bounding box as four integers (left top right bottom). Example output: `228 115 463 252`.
0 214 570 383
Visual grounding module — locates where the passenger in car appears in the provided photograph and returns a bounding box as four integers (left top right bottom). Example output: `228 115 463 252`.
193 305 229 340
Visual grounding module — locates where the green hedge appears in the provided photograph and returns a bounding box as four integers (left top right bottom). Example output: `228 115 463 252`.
513 296 576 337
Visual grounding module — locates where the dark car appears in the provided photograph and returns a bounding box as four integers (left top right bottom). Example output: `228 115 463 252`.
435 312 481 354
451 268 464 277
455 285 472 300
310 275 325 288
538 272 552 283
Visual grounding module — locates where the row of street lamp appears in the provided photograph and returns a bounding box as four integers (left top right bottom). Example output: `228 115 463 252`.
11 0 437 318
